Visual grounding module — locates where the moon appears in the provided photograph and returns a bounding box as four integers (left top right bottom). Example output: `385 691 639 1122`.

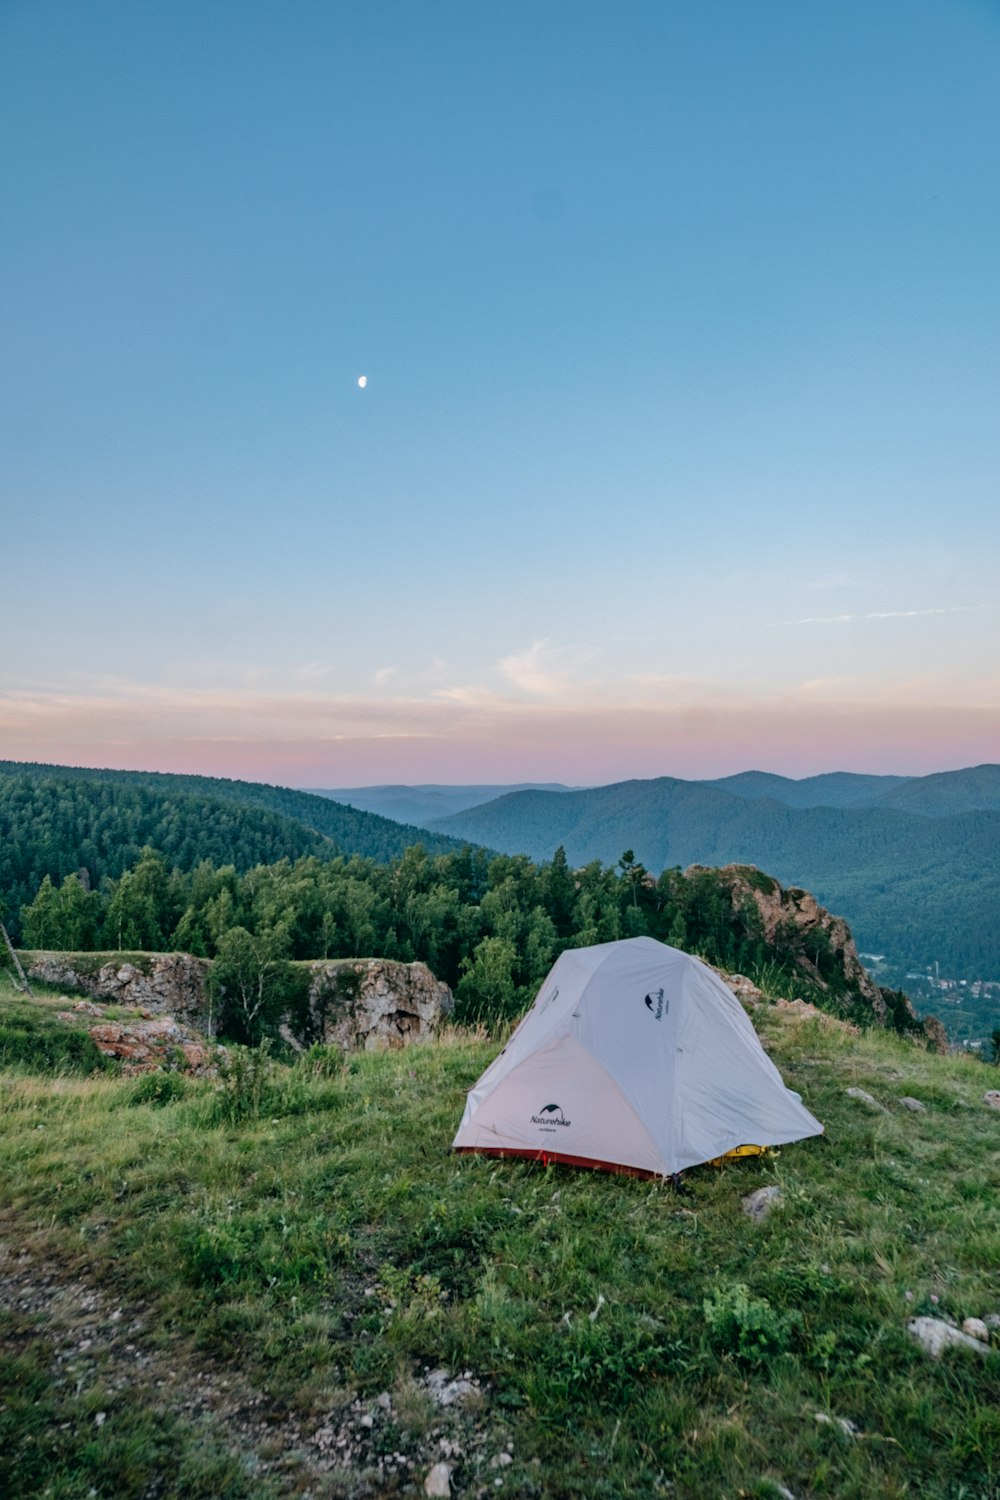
357 375 367 389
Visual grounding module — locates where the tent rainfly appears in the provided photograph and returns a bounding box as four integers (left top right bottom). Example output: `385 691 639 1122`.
453 936 823 1177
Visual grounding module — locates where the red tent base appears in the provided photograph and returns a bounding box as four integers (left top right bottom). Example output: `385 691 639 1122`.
453 1145 665 1180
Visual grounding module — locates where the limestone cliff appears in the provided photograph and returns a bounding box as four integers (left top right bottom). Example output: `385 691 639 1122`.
26 951 453 1051
305 959 453 1051
27 953 211 1027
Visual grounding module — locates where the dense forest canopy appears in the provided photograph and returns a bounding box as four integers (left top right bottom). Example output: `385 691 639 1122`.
0 764 465 933
15 842 920 1045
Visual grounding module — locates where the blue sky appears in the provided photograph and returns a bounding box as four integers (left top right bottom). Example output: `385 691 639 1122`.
3 0 998 784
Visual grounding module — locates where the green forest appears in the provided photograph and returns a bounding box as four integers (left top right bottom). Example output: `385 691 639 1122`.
0 764 463 931
13 838 922 1045
432 777 1000 977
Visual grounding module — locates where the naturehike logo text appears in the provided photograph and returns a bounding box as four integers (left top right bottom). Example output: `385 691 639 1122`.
644 988 667 1021
531 1102 571 1127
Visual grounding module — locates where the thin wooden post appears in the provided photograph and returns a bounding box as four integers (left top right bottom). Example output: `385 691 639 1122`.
0 921 32 995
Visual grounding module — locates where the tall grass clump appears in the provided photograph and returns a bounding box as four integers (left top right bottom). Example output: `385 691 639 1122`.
0 1007 113 1075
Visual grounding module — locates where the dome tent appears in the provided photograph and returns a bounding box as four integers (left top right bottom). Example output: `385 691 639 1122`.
453 936 823 1177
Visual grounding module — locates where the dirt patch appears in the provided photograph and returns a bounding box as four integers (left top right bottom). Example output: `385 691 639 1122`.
0 1235 524 1498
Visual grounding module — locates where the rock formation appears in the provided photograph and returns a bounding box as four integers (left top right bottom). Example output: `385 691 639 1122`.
30 951 453 1052
306 959 453 1051
29 953 211 1027
52 999 217 1074
690 864 910 1025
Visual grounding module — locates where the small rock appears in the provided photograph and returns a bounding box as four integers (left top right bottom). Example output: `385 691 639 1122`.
94 1412 107 1427
498 1452 513 1467
742 1185 782 1222
376 1391 392 1410
814 1412 859 1437
907 1317 990 1359
983 1313 1000 1330
774 1487 797 1500
962 1318 990 1343
899 1097 926 1113
984 1091 1000 1111
846 1087 890 1114
424 1368 479 1407
424 1462 452 1497
359 1413 374 1429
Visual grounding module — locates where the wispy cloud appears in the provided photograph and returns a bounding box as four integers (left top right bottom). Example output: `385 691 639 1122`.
373 667 396 686
430 684 504 707
498 641 566 697
294 662 339 682
788 605 986 626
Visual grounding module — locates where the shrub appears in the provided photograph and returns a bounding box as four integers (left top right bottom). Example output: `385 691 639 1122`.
210 1041 274 1124
128 1069 188 1107
702 1282 800 1366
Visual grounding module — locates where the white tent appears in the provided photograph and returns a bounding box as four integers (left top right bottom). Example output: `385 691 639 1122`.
453 936 823 1177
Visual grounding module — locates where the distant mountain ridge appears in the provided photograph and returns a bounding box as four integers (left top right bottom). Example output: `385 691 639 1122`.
308 766 1000 832
426 766 1000 977
308 782 575 827
707 770 913 808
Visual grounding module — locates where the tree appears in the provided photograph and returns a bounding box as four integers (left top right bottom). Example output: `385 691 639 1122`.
455 936 518 1027
540 846 576 937
21 875 62 948
208 923 295 1043
53 872 100 950
102 848 172 951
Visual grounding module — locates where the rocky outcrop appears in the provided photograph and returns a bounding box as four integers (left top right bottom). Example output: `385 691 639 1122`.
54 1000 218 1075
921 1014 949 1054
29 951 453 1052
28 952 211 1027
306 959 453 1051
690 865 899 1024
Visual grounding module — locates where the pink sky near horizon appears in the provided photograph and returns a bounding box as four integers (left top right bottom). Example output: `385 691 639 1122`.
2 682 996 787
4 4 999 793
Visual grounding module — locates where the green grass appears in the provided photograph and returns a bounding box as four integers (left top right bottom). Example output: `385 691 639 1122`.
1 981 998 1498
0 972 119 1075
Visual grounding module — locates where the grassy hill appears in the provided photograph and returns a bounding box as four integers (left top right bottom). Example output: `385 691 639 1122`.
1 971 998 1499
431 776 1000 980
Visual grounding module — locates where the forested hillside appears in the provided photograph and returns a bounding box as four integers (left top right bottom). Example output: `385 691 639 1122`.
873 762 1000 816
431 776 1000 976
14 844 921 1042
0 763 464 934
709 770 912 807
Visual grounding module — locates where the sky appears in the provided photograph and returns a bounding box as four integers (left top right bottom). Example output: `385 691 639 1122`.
3 0 998 787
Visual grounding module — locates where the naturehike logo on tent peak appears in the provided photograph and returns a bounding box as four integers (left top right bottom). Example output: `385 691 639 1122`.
644 987 667 1021
531 1102 571 1128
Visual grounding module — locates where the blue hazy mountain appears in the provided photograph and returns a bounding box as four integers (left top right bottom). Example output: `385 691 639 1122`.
426 767 1000 976
307 783 575 828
